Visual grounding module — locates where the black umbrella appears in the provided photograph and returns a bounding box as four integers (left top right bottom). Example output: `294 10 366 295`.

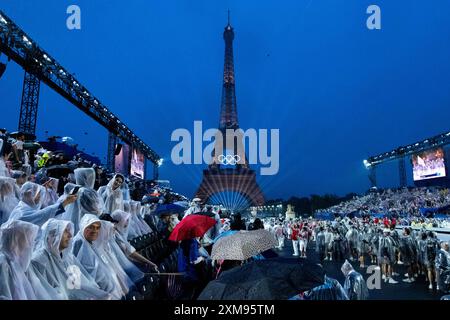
24 142 42 150
198 258 325 300
46 165 73 177
142 195 161 204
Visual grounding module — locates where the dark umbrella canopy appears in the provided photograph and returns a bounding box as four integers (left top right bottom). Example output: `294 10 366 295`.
198 258 325 300
24 142 42 150
142 194 161 204
46 165 73 177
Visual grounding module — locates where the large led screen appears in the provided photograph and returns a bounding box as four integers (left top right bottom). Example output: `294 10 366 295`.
412 148 446 181
131 148 145 179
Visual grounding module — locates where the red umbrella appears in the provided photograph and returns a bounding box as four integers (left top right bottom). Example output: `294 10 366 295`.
169 214 216 242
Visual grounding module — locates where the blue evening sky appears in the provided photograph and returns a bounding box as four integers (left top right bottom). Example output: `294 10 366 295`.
1 0 450 200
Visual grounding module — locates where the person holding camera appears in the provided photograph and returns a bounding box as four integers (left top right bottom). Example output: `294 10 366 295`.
8 181 77 227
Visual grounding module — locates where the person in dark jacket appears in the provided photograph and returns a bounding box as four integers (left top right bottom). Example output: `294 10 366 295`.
230 213 246 231
248 218 264 231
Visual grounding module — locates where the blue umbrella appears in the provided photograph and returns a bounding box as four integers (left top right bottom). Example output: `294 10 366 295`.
173 201 189 208
153 203 185 216
212 230 237 243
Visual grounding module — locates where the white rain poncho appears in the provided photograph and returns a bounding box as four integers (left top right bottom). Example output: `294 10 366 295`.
399 232 418 266
42 178 60 208
111 210 133 250
128 201 151 239
378 233 396 264
127 212 142 239
74 168 96 189
140 204 152 219
122 182 131 202
57 183 77 203
71 214 124 300
345 226 360 253
11 170 25 199
0 177 19 224
77 189 103 217
97 185 106 198
99 174 124 214
62 169 104 234
8 182 65 227
0 159 7 177
324 229 333 251
0 220 59 300
98 221 143 291
123 200 131 213
341 260 369 300
135 201 152 234
0 139 9 177
95 220 132 295
31 219 111 300
183 202 201 219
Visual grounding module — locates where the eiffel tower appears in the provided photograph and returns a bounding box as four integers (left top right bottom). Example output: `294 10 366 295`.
195 14 265 208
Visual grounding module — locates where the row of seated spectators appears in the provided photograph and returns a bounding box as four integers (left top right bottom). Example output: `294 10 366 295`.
0 157 186 300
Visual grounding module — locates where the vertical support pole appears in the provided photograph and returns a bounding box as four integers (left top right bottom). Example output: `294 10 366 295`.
107 132 117 172
153 163 159 181
399 157 407 188
369 165 377 188
143 159 147 181
18 71 40 135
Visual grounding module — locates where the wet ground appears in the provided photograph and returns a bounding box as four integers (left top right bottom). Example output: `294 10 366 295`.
276 239 445 300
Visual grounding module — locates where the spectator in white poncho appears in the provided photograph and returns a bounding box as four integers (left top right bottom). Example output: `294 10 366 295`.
62 168 104 234
31 218 111 300
0 176 19 224
99 174 125 214
71 214 124 300
110 210 159 273
0 220 60 299
8 182 76 227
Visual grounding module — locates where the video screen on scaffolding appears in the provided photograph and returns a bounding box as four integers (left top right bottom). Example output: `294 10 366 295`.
114 143 130 176
412 147 446 181
130 148 145 179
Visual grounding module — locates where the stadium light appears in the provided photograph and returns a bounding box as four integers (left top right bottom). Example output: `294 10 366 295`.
363 159 371 169
22 35 32 46
0 14 7 24
43 53 51 62
157 158 164 166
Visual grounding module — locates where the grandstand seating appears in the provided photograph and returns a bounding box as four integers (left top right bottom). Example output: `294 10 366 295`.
126 214 179 300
